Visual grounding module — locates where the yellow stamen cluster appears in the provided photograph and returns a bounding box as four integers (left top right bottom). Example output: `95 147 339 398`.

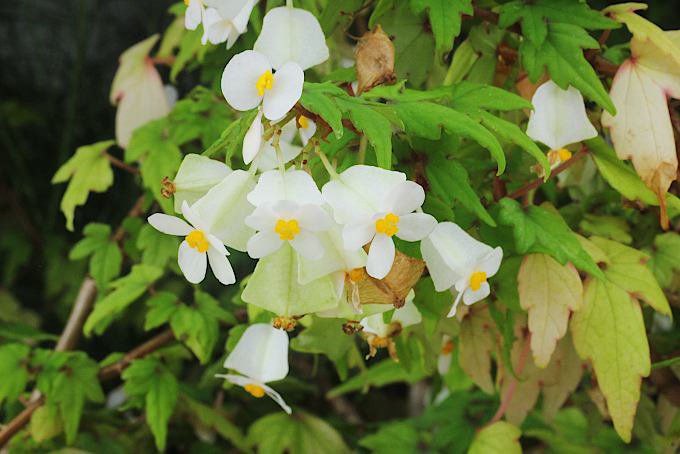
298 115 310 129
244 384 265 398
185 230 209 253
375 213 399 237
557 148 572 162
256 70 274 96
347 268 365 282
274 219 300 241
469 271 487 291
184 0 189 5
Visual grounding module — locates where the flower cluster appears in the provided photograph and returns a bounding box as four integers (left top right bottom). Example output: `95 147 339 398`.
147 1 610 414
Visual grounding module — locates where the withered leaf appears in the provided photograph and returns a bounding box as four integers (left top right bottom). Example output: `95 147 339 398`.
355 25 396 95
355 250 425 307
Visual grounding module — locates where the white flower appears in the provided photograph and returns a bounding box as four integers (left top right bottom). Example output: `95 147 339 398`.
360 291 422 337
242 112 307 171
245 200 332 260
437 335 453 376
526 80 597 153
420 222 502 317
248 168 324 206
216 324 291 414
322 166 437 280
184 0 205 31
172 154 232 212
221 50 303 121
254 6 329 71
148 201 235 285
202 0 258 48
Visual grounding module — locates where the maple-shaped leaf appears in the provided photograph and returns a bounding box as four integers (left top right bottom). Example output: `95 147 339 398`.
410 0 473 55
499 0 618 47
518 254 582 368
519 23 615 114
458 305 496 394
468 421 521 454
601 22 680 227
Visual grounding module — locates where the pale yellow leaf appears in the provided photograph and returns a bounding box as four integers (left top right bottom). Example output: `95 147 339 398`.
458 305 496 394
542 335 584 420
570 278 650 442
518 254 583 368
468 421 521 454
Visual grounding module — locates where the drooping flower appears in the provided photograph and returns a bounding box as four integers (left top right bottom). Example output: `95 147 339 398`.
202 0 258 47
184 0 205 31
242 112 304 171
254 5 329 71
216 324 291 414
360 290 422 359
221 50 303 121
171 154 232 212
110 35 170 149
248 168 324 207
245 200 332 260
148 201 235 285
420 222 502 317
526 80 597 166
322 166 437 279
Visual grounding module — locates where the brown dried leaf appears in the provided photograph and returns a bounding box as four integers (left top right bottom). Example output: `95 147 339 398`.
355 25 396 95
355 250 425 307
459 305 497 394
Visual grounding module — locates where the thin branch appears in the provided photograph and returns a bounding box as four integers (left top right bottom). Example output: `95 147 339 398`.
98 329 175 380
112 195 146 243
486 331 532 426
506 148 588 201
106 152 139 175
55 278 97 352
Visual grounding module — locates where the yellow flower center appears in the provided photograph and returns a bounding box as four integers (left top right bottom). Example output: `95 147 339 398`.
274 219 300 241
244 384 265 398
375 213 399 237
298 115 310 129
184 0 189 5
185 230 209 253
469 271 487 291
557 148 572 162
256 70 274 96
347 268 365 282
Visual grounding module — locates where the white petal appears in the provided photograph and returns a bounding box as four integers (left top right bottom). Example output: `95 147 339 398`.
279 119 298 143
178 241 207 284
366 233 395 279
148 213 192 236
289 230 324 260
343 221 375 250
192 170 257 252
263 384 292 414
360 313 389 337
438 353 452 376
262 61 304 121
230 0 257 34
421 235 460 292
248 169 323 206
207 233 228 255
463 282 490 306
243 110 264 165
203 8 230 44
185 0 203 30
423 222 492 279
181 200 205 230
395 212 437 242
296 204 333 231
221 50 270 111
216 373 251 388
207 247 236 285
321 165 406 224
224 323 289 383
247 230 284 259
299 119 316 145
173 154 231 213
205 0 249 22
479 247 503 278
447 289 464 318
254 6 329 70
252 139 302 172
385 181 426 215
393 294 422 328
526 80 598 150
245 204 277 231
297 228 367 285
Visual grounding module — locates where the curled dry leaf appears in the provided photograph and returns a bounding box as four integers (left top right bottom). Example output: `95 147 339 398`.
354 250 425 307
355 25 396 95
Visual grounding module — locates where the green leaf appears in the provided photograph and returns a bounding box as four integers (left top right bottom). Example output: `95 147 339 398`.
448 81 533 111
426 154 495 226
469 421 522 454
571 278 650 442
136 224 179 268
144 291 180 331
170 27 208 81
122 358 179 451
519 23 615 114
300 82 345 139
328 359 427 398
202 109 259 160
69 222 122 290
0 343 31 405
47 353 105 444
52 141 115 231
180 395 249 450
30 403 63 443
590 236 671 317
335 97 393 169
395 102 506 174
359 421 419 453
497 198 603 278
69 223 111 259
241 244 339 317
648 232 680 288
247 411 351 454
84 265 163 336
141 141 182 214
410 0 473 55
290 317 354 378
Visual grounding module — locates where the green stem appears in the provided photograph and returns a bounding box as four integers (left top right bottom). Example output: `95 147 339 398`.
357 135 367 165
315 142 339 179
651 356 680 369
